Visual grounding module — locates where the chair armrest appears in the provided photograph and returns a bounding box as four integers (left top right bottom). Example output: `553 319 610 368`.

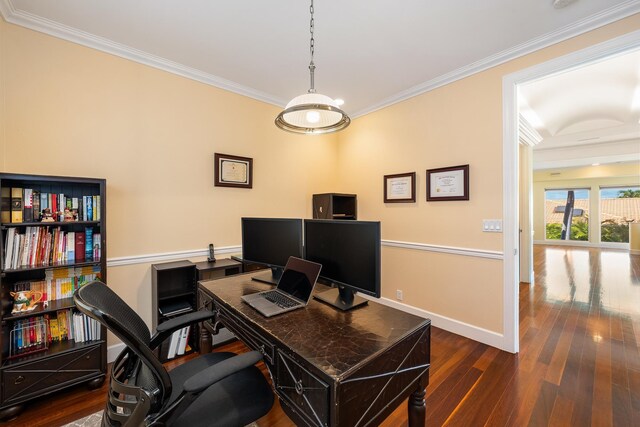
150 310 216 349
183 351 263 393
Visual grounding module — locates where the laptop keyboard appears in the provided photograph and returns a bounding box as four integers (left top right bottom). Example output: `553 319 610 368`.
263 291 299 309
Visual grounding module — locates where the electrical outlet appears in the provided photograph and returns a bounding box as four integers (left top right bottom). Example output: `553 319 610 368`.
396 289 403 301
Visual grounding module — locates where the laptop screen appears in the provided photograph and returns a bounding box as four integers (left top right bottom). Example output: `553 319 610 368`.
277 257 322 303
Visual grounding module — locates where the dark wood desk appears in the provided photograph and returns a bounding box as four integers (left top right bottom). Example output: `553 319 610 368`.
198 272 431 427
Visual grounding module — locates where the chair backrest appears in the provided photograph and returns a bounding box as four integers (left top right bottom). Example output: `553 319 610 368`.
74 280 172 426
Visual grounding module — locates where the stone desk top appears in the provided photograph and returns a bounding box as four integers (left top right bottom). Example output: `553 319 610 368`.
199 271 430 379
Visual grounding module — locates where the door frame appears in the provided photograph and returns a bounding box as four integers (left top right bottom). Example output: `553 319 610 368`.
502 29 640 353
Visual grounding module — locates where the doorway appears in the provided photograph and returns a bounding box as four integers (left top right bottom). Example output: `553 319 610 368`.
502 29 640 353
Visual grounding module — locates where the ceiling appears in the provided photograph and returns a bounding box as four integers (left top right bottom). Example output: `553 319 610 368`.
519 49 640 170
2 0 640 118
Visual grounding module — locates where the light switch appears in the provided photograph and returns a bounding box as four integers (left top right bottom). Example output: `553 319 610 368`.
483 219 503 233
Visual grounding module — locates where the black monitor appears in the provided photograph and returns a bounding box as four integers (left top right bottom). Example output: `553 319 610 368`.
241 217 303 284
303 219 381 310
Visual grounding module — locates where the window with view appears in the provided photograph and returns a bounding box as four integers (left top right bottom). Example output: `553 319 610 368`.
600 186 640 243
545 189 589 241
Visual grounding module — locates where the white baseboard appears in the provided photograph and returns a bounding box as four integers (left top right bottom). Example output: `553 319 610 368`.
534 240 630 250
360 294 508 352
107 342 126 363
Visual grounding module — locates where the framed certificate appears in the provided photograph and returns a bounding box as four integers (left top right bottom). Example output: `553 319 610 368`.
214 153 253 188
426 165 469 201
384 172 416 203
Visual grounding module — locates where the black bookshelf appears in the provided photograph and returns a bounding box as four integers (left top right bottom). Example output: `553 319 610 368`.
151 260 198 362
312 193 357 220
0 173 107 420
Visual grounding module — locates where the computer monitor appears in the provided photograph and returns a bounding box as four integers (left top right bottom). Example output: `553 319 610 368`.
241 217 303 284
303 219 381 310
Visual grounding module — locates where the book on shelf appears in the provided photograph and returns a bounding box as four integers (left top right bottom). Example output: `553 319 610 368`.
75 231 86 262
1 187 11 223
3 227 16 269
176 326 190 356
93 233 101 261
85 227 93 260
23 189 33 223
95 195 100 221
11 187 22 223
82 196 91 221
10 309 102 356
51 193 57 217
167 329 181 359
1 190 100 224
32 190 40 221
67 231 76 263
2 226 101 269
10 265 100 307
40 192 48 210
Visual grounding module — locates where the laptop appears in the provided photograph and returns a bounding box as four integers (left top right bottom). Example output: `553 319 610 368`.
242 256 322 317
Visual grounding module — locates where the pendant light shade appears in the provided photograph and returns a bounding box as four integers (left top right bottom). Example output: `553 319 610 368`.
275 0 350 135
275 93 350 134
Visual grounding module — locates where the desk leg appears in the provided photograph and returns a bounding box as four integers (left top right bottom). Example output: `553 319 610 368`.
408 385 426 427
200 323 212 354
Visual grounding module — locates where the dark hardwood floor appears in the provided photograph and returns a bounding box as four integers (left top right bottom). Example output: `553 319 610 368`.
3 245 639 426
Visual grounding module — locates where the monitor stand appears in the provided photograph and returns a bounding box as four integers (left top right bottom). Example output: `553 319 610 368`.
314 285 368 311
251 267 282 285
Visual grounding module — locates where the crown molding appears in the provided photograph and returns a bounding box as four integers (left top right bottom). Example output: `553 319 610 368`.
0 0 286 108
351 1 640 118
518 114 543 146
1 0 639 118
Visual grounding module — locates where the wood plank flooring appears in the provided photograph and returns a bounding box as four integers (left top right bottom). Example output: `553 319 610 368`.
3 245 638 426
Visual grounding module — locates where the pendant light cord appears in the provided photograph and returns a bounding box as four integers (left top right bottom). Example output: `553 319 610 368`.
308 0 316 94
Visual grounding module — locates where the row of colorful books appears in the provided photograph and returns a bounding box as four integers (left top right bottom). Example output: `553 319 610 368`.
1 187 101 223
11 265 101 303
10 309 102 357
3 226 100 270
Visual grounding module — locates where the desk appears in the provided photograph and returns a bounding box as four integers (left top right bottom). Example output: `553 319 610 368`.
198 272 430 427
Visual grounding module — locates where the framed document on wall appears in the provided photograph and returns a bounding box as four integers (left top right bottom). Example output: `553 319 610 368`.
384 172 416 203
426 164 469 201
214 153 253 188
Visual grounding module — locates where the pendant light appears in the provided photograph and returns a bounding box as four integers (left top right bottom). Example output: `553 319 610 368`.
275 0 350 134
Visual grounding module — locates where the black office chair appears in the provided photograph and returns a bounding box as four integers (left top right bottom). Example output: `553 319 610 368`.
74 280 274 427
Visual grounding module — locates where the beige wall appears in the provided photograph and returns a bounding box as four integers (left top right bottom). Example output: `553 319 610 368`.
533 162 640 243
2 13 639 350
336 14 640 336
0 19 339 339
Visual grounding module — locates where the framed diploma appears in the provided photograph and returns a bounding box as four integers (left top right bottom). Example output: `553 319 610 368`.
426 164 469 201
384 172 416 203
214 153 253 188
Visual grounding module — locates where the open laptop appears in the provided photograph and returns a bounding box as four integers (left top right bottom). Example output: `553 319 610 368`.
242 256 322 317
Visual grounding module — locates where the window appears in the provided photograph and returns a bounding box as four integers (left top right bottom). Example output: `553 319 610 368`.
545 189 589 241
600 186 640 243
